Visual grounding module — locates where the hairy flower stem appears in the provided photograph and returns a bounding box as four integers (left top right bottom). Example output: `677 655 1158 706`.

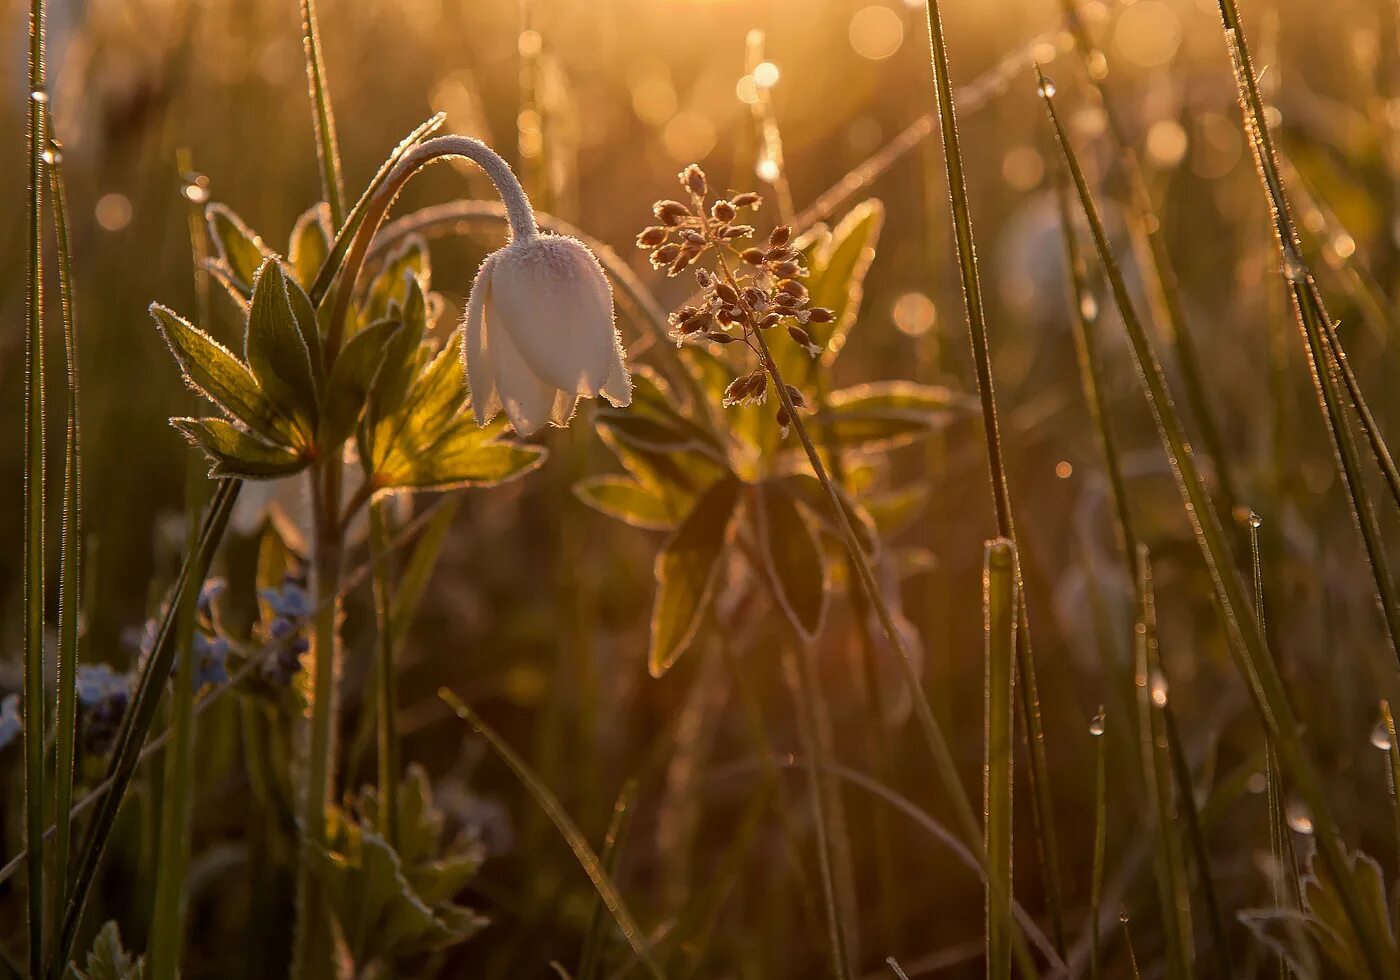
293 458 344 976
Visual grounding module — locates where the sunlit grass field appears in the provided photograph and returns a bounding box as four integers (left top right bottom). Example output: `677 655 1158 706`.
4 0 1400 977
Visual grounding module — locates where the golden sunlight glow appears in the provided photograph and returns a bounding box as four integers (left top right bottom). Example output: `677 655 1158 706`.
849 5 904 62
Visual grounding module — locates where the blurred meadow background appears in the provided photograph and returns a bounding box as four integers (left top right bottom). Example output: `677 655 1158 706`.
5 0 1400 976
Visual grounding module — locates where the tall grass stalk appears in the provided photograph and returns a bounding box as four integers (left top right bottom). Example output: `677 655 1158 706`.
44 104 82 966
1215 1 1400 663
148 149 215 980
1089 709 1106 980
369 500 401 847
23 0 47 971
53 480 242 974
983 538 1017 980
1040 70 1396 977
1381 701 1400 869
300 0 345 227
1058 0 1239 514
919 3 1065 949
578 780 638 980
440 691 667 980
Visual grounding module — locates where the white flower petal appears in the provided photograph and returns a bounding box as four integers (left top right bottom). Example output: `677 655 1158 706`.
463 253 502 426
600 336 632 407
490 235 620 396
485 276 559 436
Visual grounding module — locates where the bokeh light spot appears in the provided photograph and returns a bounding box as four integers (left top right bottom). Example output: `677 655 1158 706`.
663 110 717 162
95 193 132 232
1113 1 1181 68
892 292 936 337
850 5 904 62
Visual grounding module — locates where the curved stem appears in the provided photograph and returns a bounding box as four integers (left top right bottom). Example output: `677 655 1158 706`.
325 136 537 361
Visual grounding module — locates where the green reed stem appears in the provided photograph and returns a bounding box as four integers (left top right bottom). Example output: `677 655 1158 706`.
369 500 401 848
920 5 1065 950
44 103 80 967
148 148 215 980
1216 1 1400 664
1041 72 1396 978
984 539 1017 980
53 479 242 975
1059 0 1240 515
23 0 47 971
785 647 853 980
1089 710 1106 980
1382 701 1400 872
300 0 345 227
441 691 667 980
579 779 639 980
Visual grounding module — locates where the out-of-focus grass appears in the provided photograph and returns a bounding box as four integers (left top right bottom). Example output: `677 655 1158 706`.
4 0 1400 977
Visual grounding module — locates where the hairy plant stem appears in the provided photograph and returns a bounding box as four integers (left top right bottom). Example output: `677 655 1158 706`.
300 0 345 227
369 500 401 848
293 459 344 976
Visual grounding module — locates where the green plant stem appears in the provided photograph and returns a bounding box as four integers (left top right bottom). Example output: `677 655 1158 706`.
300 0 345 228
919 3 1065 950
1089 711 1106 980
1041 74 1395 978
23 0 47 972
45 102 80 966
578 780 639 980
293 460 344 977
369 499 401 848
750 326 1044 979
784 648 853 980
984 539 1017 980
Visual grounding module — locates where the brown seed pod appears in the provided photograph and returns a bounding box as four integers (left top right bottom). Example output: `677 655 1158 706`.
720 225 756 240
768 225 792 247
770 261 801 278
711 200 736 222
775 405 791 434
694 268 714 288
706 331 738 344
806 306 836 323
651 243 681 266
636 226 668 248
784 384 807 410
787 324 822 356
681 164 707 197
740 248 767 266
777 279 807 298
759 312 782 329
680 229 706 246
715 282 740 305
732 191 762 208
654 200 690 226
772 291 800 309
742 286 767 307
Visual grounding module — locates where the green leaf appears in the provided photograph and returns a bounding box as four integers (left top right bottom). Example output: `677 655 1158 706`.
575 476 680 531
376 415 546 493
369 328 467 471
150 304 291 445
363 235 432 327
777 472 879 558
319 318 402 452
597 427 729 500
863 483 929 538
172 417 309 480
288 202 332 290
807 199 884 362
649 475 740 677
595 368 726 459
1300 847 1400 977
206 203 272 293
368 276 428 425
816 380 968 452
246 259 318 441
285 273 324 388
310 817 486 964
67 920 145 980
753 482 827 641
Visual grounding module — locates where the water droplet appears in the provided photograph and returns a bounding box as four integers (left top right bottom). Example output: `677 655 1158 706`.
1089 708 1106 737
1332 232 1357 259
41 147 60 165
1372 720 1394 751
1079 293 1099 321
30 90 48 104
1149 670 1169 707
1118 910 1131 925
1086 50 1109 80
1281 248 1308 282
1037 75 1058 99
1285 801 1314 835
1249 511 1263 529
181 172 211 204
756 156 781 183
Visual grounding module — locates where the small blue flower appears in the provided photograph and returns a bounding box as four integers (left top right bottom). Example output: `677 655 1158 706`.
76 665 133 758
191 632 230 691
0 695 21 750
197 578 227 619
77 664 132 706
260 582 311 621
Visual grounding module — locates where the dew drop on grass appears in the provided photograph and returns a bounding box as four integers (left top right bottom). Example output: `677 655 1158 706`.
1089 708 1105 737
182 173 211 204
42 142 62 165
1371 720 1393 751
1149 669 1169 707
1281 248 1308 282
1079 293 1098 321
1249 511 1263 529
755 156 780 183
1037 75 1058 99
30 90 48 103
1285 801 1314 835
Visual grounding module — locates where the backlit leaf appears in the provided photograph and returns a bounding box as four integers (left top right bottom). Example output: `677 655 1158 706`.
288 202 332 289
206 202 271 293
754 482 828 641
376 415 546 493
319 318 402 452
246 259 318 441
816 380 968 451
171 417 309 480
575 476 680 531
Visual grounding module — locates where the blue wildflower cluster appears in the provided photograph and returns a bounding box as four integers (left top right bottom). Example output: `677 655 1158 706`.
259 575 311 686
133 578 231 694
76 663 133 757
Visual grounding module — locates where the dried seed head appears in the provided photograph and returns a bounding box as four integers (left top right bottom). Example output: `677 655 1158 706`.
706 331 737 344
768 225 792 247
650 243 681 267
654 200 690 226
731 191 762 208
742 286 767 307
716 307 739 325
720 225 755 240
669 305 700 327
680 164 707 197
695 268 714 288
740 248 767 266
715 282 740 305
759 312 783 329
778 279 807 299
784 384 808 410
788 324 822 356
770 260 802 278
636 226 668 248
775 405 791 437
806 306 836 323
711 200 736 222
766 247 798 263
772 291 800 309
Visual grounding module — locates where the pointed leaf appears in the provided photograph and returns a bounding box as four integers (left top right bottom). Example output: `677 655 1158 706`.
754 482 827 641
246 259 318 440
150 304 291 444
206 203 271 293
363 235 432 326
172 417 309 480
649 475 741 677
595 368 726 459
288 203 332 289
575 476 680 531
816 380 969 452
68 920 145 980
319 318 402 452
370 328 467 470
808 199 884 361
368 276 428 425
777 472 879 558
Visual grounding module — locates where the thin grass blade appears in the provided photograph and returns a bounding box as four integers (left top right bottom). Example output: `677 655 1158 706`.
440 690 667 980
1089 709 1106 980
984 538 1017 980
299 0 345 227
579 780 639 980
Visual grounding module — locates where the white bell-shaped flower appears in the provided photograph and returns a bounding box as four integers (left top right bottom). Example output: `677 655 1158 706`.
463 234 632 436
